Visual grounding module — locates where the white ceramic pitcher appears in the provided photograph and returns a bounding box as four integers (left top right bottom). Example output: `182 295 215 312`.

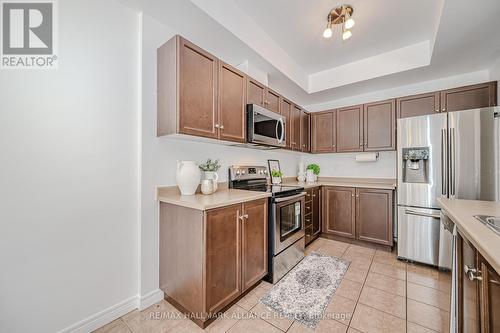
176 161 201 195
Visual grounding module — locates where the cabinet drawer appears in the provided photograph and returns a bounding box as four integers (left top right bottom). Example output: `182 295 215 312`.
305 201 312 214
305 213 313 228
305 224 313 239
305 189 313 202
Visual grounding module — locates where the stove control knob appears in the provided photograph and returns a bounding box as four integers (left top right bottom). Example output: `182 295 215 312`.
236 170 241 176
263 169 267 174
241 170 246 175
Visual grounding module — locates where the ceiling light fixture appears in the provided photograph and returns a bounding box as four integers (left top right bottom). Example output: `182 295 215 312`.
322 5 355 41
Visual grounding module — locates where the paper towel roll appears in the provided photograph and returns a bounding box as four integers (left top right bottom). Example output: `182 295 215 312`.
355 152 379 162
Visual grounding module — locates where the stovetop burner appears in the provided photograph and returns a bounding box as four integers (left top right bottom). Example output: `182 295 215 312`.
228 165 304 197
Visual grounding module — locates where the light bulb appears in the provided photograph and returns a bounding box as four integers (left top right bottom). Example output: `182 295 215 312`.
344 17 355 30
323 27 333 39
342 29 352 40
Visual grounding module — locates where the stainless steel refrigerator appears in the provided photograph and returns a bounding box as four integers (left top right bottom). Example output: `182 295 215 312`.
397 107 500 267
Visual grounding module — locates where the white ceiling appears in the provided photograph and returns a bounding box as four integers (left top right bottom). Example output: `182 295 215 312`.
232 0 438 73
117 0 500 106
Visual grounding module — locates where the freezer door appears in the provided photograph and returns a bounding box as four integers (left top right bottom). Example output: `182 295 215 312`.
398 113 448 208
397 206 441 266
448 107 500 201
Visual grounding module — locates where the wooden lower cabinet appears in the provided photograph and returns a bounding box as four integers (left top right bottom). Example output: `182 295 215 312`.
159 199 268 327
458 231 500 333
322 186 394 246
206 205 241 312
355 188 393 246
241 200 268 291
322 186 356 238
305 187 321 245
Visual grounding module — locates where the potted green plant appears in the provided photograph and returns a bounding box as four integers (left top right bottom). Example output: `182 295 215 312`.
306 164 320 182
271 169 283 185
198 159 221 194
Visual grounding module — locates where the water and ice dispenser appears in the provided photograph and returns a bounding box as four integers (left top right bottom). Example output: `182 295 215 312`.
402 147 430 183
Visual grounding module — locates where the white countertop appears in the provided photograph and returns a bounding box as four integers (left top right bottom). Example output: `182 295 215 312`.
438 198 500 274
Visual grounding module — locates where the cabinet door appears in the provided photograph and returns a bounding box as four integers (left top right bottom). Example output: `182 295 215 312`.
281 98 292 149
312 111 336 153
363 99 396 151
218 62 246 143
241 199 268 291
322 187 356 238
292 105 302 151
479 256 500 332
266 89 281 114
205 205 241 313
337 105 363 152
179 38 218 138
355 188 393 246
301 111 311 152
397 92 441 118
458 232 480 333
247 78 266 107
441 82 497 113
312 187 321 237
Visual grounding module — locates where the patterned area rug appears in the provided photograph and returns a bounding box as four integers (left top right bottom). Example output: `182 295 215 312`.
260 252 350 328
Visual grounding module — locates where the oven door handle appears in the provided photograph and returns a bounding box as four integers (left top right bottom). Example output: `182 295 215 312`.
273 192 306 203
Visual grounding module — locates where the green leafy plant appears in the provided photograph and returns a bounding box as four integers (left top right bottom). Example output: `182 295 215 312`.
307 164 320 175
271 169 283 178
198 159 221 172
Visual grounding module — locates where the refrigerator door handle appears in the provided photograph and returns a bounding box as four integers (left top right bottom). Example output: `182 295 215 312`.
450 128 456 197
405 209 441 219
441 129 448 196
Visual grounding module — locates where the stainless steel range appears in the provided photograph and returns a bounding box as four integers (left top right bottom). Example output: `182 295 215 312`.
228 165 306 283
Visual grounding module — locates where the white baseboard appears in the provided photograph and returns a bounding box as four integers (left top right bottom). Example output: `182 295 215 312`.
139 289 164 310
57 296 139 333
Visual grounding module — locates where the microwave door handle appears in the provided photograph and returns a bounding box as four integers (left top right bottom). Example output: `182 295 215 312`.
278 118 285 143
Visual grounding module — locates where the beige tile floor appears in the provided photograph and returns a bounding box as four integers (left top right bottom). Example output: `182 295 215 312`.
94 237 451 333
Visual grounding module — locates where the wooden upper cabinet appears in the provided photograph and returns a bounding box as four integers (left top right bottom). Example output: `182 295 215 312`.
355 188 393 246
292 105 302 151
218 62 246 143
241 199 268 291
301 111 311 152
312 110 336 153
205 204 241 313
247 78 266 107
322 186 356 238
178 38 218 138
441 82 497 112
337 105 363 152
363 99 396 151
157 36 219 138
280 98 292 149
397 92 440 118
266 89 281 114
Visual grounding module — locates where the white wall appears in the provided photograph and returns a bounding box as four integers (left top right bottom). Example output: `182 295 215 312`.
306 69 491 111
301 151 397 179
490 57 500 97
0 1 140 332
139 14 302 307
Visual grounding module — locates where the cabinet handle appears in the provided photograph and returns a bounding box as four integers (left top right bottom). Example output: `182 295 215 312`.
239 214 249 220
364 143 367 146
312 194 316 197
464 265 483 282
442 108 446 112
220 125 224 130
435 109 439 113
352 194 355 197
359 143 363 147
306 219 311 222
332 145 336 148
215 124 220 128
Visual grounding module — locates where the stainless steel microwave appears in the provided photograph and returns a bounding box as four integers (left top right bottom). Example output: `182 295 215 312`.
247 104 285 147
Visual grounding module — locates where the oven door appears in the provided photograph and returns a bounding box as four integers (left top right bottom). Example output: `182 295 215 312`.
273 193 305 255
247 104 285 147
